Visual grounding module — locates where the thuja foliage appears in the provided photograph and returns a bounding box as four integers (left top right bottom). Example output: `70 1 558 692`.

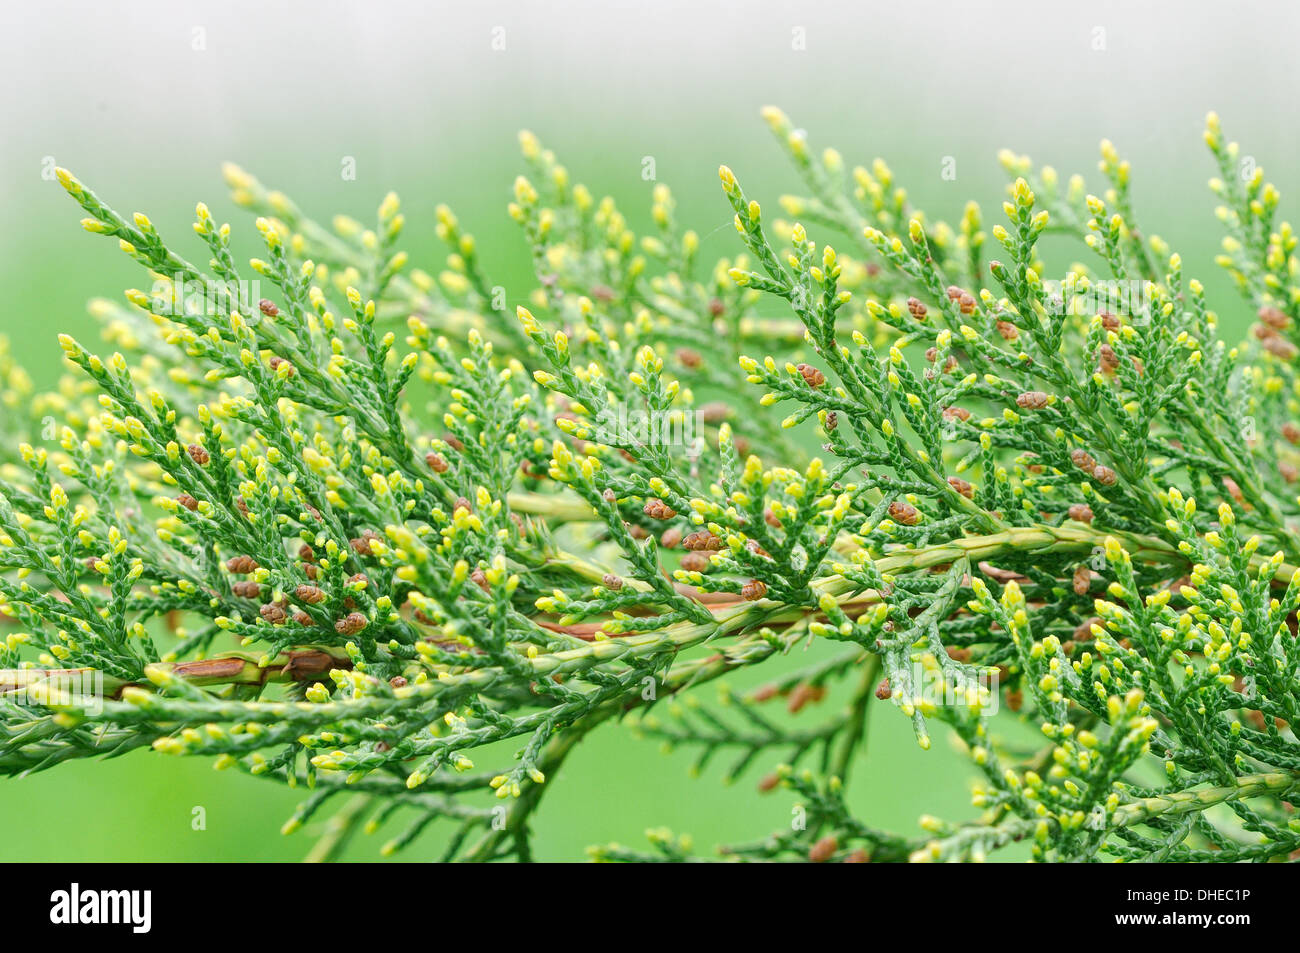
3 109 1300 862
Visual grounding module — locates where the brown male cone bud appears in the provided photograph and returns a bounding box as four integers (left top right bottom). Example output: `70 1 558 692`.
698 402 729 424
945 285 963 300
683 531 723 551
844 848 870 863
1283 423 1300 446
1265 336 1299 360
1073 617 1102 641
335 611 368 635
797 363 826 388
764 508 782 528
906 297 927 321
295 584 325 604
601 573 623 591
1015 391 1049 410
268 355 295 377
741 579 767 601
677 348 702 369
660 527 683 549
1259 304 1290 330
1098 343 1120 374
1073 565 1092 596
350 530 381 557
226 555 258 573
1070 448 1097 473
947 477 974 498
426 451 449 473
680 552 711 573
258 298 279 317
1067 503 1094 523
1092 465 1118 485
643 498 676 520
176 494 199 511
958 293 976 315
875 678 892 701
808 836 839 863
995 320 1018 341
757 773 780 793
942 406 971 422
259 602 287 625
888 500 920 525
187 443 210 465
231 580 261 598
1099 310 1120 330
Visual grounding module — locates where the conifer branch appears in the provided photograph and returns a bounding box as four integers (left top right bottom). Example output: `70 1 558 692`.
1 110 1298 862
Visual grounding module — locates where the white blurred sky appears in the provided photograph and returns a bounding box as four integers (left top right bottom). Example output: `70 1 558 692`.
3 0 1294 172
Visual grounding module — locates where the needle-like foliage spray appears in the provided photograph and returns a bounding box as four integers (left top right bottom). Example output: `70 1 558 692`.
1 109 1298 862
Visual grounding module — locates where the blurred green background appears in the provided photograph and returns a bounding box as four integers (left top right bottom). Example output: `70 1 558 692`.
0 0 1295 860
